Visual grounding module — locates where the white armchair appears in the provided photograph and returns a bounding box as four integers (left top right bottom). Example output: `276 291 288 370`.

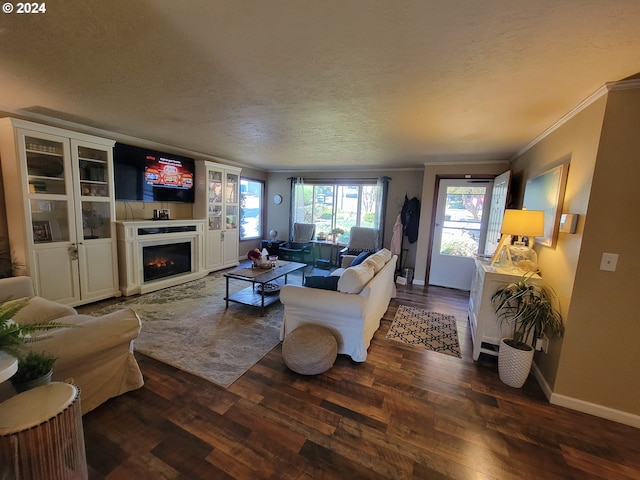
0 276 143 413
340 227 379 267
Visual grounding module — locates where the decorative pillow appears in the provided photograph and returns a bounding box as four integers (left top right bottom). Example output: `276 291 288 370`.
304 275 340 291
377 248 392 262
350 251 373 266
337 264 375 294
362 254 386 273
12 297 77 325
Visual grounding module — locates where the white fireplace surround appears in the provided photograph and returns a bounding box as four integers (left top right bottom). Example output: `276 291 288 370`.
116 220 207 295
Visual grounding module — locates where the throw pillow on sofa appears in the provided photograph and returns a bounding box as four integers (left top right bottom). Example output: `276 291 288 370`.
337 264 375 294
304 275 340 291
350 250 373 266
362 252 385 273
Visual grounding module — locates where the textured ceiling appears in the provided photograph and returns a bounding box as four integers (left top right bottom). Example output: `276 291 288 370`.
0 0 639 171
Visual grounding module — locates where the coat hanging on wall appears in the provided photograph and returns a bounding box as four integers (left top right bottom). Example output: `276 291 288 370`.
401 195 420 244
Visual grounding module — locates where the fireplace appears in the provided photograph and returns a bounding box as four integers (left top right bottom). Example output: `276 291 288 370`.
116 219 207 296
143 242 191 283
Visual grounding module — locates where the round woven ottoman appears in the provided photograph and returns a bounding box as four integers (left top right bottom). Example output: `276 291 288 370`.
282 325 338 375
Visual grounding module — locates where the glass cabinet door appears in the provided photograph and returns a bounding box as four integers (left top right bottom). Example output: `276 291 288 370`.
226 172 238 204
207 169 223 231
225 205 238 230
77 145 109 197
80 201 111 240
23 134 73 244
74 142 113 241
25 136 66 195
29 199 71 243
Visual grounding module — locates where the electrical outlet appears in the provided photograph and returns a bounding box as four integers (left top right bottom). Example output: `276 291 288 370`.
535 335 549 353
600 253 619 272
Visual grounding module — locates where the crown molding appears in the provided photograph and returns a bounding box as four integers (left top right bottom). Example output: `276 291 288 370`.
0 106 248 171
514 78 640 159
423 159 509 167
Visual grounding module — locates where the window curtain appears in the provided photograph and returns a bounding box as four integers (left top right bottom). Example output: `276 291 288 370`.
289 177 305 241
373 176 391 249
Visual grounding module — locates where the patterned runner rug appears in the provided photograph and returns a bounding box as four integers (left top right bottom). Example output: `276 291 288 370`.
386 305 461 358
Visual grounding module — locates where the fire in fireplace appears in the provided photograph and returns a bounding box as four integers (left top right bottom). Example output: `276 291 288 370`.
142 242 192 283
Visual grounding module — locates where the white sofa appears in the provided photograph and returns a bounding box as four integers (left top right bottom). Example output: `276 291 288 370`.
0 276 144 413
280 248 397 362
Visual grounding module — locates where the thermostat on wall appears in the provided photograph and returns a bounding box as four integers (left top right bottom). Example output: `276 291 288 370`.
559 213 578 234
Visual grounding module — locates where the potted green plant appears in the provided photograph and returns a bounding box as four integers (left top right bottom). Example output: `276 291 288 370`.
329 227 345 243
491 272 564 388
10 350 57 392
1 297 73 390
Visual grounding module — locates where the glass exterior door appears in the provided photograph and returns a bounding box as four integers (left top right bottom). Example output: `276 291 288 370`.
429 179 492 290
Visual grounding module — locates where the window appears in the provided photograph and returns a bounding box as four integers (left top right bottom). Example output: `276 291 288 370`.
292 180 385 244
239 178 263 240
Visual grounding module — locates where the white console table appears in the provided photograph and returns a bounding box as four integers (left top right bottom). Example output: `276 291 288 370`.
468 260 541 360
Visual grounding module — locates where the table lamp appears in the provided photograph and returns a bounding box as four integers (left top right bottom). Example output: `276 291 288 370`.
490 209 544 271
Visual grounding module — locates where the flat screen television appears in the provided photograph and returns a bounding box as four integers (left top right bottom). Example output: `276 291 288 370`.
113 143 195 203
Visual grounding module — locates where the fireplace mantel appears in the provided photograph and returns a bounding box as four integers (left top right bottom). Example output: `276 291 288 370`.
116 219 207 295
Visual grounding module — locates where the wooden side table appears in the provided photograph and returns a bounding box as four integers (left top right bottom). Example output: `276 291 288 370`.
0 382 87 479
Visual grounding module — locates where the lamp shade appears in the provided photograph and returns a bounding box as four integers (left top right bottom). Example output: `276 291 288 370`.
500 209 544 237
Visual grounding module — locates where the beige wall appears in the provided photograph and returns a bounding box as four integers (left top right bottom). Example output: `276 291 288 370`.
510 95 607 390
266 169 424 268
554 88 640 415
413 161 510 284
511 87 640 417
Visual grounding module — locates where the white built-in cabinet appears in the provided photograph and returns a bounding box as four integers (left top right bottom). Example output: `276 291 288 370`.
0 118 120 306
194 161 241 271
468 259 541 361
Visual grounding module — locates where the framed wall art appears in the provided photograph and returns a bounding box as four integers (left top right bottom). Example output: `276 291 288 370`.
522 163 569 248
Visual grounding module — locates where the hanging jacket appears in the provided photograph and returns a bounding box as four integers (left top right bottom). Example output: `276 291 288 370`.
401 196 420 244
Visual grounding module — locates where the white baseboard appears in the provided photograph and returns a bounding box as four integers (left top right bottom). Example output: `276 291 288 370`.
413 279 425 286
532 362 640 429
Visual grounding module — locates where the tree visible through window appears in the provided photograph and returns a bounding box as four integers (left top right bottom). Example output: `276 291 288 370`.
240 178 263 240
294 183 379 243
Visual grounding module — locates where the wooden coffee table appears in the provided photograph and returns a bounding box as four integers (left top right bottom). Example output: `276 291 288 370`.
224 261 306 315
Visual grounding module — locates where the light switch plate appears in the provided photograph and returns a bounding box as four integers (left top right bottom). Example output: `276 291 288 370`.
600 253 618 272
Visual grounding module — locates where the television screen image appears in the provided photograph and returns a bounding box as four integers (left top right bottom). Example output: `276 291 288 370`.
114 143 195 203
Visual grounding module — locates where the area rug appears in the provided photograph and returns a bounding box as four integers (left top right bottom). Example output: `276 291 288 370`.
386 305 461 358
80 271 285 387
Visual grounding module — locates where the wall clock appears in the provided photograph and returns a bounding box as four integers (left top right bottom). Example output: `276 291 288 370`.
273 194 283 205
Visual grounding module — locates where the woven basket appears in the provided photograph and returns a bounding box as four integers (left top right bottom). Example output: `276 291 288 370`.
282 325 337 375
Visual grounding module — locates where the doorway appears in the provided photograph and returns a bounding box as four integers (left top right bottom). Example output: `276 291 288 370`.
428 178 492 290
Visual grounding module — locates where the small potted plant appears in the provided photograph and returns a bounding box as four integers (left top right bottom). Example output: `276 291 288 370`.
491 272 564 388
11 350 57 392
330 227 345 243
1 297 74 391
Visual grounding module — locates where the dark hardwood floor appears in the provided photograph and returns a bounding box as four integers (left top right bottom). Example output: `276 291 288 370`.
82 283 640 479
